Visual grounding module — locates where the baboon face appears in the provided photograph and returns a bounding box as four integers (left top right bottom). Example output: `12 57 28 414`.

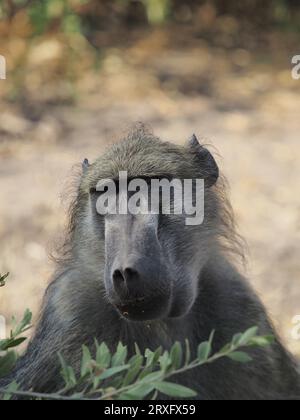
79 132 219 322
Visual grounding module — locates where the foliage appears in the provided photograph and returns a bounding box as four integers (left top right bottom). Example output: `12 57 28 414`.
0 0 299 33
142 0 171 25
0 0 299 104
0 309 32 381
0 302 275 400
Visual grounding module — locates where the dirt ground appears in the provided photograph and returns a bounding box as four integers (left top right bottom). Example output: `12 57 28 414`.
0 26 300 356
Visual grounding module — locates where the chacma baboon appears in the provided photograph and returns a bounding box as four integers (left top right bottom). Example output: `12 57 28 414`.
1 126 300 400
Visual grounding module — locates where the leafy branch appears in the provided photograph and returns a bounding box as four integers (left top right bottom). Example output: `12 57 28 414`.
0 279 274 400
0 321 274 400
0 309 32 382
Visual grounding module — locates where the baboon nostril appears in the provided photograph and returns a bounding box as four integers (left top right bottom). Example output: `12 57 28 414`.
112 267 142 298
124 268 140 283
112 269 128 298
113 269 125 285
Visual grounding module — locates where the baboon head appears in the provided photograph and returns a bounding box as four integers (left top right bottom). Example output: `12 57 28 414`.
72 128 221 322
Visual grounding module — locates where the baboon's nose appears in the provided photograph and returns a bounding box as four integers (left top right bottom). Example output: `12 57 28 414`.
112 267 143 299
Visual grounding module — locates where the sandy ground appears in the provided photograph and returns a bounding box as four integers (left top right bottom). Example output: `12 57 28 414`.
0 29 300 356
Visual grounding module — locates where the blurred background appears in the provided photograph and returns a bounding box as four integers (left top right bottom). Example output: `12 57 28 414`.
0 0 299 355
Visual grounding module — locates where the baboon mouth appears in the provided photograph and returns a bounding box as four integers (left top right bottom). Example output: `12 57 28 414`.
116 297 146 316
113 295 169 321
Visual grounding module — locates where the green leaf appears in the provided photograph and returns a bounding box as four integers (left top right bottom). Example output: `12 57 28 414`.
81 345 92 377
98 365 130 380
227 351 253 363
0 337 27 351
139 371 162 384
153 347 163 366
249 335 275 347
155 381 197 398
92 373 102 390
134 343 142 356
96 342 111 368
197 341 211 362
185 339 191 365
138 366 153 380
66 367 77 387
159 351 171 373
238 327 259 346
13 309 32 336
232 333 243 346
59 353 77 388
170 342 182 369
108 374 124 390
123 355 144 386
119 384 155 400
0 351 18 378
145 347 163 368
112 343 128 367
208 330 215 345
3 381 19 401
219 343 231 353
145 349 154 367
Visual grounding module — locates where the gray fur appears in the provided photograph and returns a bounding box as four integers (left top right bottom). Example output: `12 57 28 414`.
1 125 299 400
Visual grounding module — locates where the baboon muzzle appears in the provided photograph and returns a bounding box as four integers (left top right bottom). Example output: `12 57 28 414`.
104 214 171 321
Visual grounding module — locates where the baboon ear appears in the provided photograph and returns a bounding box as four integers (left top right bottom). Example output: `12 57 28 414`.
82 158 90 174
188 134 219 188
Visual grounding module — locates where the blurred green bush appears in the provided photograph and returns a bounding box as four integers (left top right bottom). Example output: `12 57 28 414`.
0 0 299 106
0 0 299 35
